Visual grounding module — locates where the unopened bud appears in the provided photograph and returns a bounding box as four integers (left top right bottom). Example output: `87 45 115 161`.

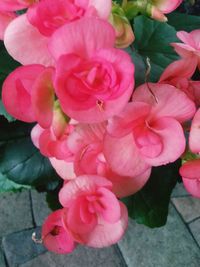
151 6 168 22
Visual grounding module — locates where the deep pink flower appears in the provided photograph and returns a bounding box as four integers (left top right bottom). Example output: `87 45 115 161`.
171 30 200 70
42 209 76 254
49 17 134 122
104 83 195 177
59 175 128 247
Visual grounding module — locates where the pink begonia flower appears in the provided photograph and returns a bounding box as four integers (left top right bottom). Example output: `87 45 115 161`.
49 17 134 123
42 209 76 254
104 83 195 177
0 0 34 11
0 11 16 40
179 160 200 199
2 64 45 122
66 122 151 197
2 65 55 127
171 30 200 70
189 108 200 154
4 0 111 65
59 175 128 247
159 58 200 105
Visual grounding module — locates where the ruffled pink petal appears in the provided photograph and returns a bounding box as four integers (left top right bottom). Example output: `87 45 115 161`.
49 158 76 180
80 203 128 248
103 133 150 177
180 160 200 198
132 83 196 123
31 67 55 128
48 17 115 60
171 43 196 58
0 11 16 40
88 0 111 19
2 65 44 122
59 175 112 207
157 0 182 13
4 14 54 66
189 108 200 153
142 117 185 166
42 209 75 254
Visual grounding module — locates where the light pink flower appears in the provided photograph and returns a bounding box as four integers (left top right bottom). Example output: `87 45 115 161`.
154 0 182 14
59 175 128 247
2 65 55 126
104 83 195 177
171 30 200 70
0 11 16 40
66 122 151 197
4 0 111 65
159 58 200 105
179 160 200 199
42 209 76 254
50 17 134 123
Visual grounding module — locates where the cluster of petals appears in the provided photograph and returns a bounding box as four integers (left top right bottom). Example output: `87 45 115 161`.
42 175 128 253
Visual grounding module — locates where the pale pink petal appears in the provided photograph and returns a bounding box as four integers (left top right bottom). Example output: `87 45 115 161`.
157 0 182 13
59 175 112 207
31 67 55 128
0 11 16 40
2 65 44 122
31 124 44 148
4 14 54 66
103 133 150 177
142 117 185 166
159 58 197 83
183 178 200 199
48 17 115 60
171 43 196 58
190 30 200 49
177 31 195 46
81 203 128 248
49 158 76 180
189 108 200 153
108 168 151 198
0 0 30 11
88 0 111 19
132 83 196 123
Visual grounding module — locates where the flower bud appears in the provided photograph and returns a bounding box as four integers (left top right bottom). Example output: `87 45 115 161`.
150 6 168 22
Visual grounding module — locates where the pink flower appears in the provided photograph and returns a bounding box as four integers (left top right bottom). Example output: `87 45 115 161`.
66 122 151 197
0 11 16 40
159 58 200 105
50 17 134 123
4 0 111 65
171 30 200 70
104 83 195 177
59 175 128 247
42 209 76 254
153 0 182 14
179 160 200 199
2 65 55 126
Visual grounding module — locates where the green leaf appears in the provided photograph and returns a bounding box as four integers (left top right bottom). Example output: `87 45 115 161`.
0 118 60 189
167 12 200 32
0 172 30 193
133 16 179 82
122 159 182 228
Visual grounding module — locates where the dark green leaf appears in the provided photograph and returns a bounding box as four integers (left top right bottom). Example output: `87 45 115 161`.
0 118 60 188
133 16 179 82
122 159 182 228
167 12 200 32
0 172 30 193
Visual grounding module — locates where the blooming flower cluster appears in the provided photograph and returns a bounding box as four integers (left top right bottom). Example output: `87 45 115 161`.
1 0 200 255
